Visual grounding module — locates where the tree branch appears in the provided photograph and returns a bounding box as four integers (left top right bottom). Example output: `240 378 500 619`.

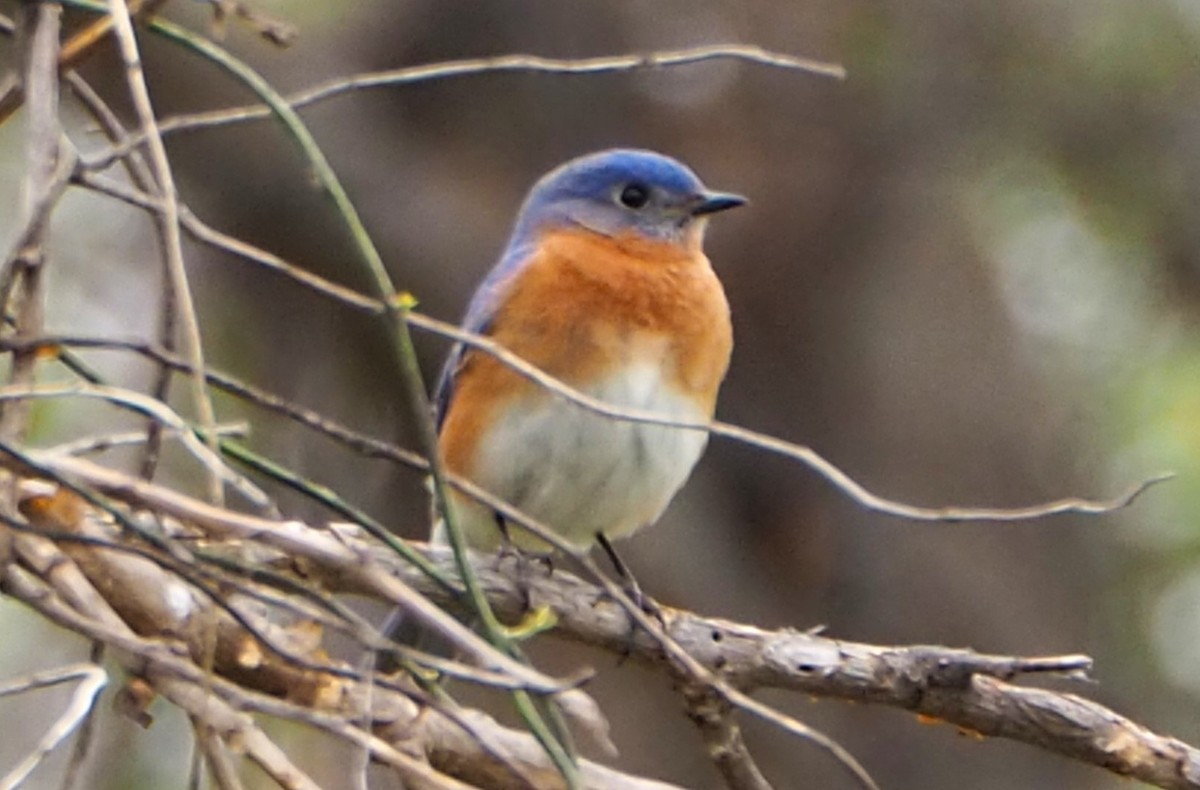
0 2 61 456
4 460 1197 789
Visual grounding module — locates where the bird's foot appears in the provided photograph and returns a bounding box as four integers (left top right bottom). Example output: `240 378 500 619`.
493 543 554 612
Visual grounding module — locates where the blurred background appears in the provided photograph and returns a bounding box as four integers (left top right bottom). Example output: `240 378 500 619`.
2 0 1199 787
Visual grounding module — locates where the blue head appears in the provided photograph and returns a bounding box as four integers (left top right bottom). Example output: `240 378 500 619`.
436 150 742 424
509 149 745 250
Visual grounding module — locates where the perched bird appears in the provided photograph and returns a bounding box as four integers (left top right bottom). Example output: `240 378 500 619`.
434 149 743 568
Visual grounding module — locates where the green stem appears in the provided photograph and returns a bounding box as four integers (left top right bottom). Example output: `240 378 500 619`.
59 4 580 782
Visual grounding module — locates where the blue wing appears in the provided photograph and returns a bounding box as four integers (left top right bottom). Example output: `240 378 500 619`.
433 240 535 431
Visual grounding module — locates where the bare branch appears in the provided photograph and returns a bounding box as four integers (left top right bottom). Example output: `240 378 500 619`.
341 542 1200 790
0 662 107 790
0 2 63 452
85 44 845 159
0 524 462 790
29 450 879 789
57 642 104 790
106 0 222 503
0 11 1175 788
62 68 179 481
73 163 1171 523
0 549 680 790
682 684 774 790
404 311 1172 523
190 721 245 790
0 1 170 127
25 453 588 701
9 460 1194 788
0 382 270 509
42 423 248 458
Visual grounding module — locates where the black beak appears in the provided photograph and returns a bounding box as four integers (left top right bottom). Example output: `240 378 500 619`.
690 190 748 216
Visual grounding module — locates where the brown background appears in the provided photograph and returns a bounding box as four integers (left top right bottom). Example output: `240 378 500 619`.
2 1 1199 788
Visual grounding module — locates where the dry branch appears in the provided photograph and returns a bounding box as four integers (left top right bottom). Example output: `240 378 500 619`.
0 2 61 451
0 662 107 790
0 510 679 790
105 0 222 503
1 462 1196 789
0 12 1180 789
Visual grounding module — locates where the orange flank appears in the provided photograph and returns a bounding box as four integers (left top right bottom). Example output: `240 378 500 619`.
439 225 732 478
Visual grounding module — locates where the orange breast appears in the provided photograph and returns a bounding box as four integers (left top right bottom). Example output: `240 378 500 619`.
440 227 733 477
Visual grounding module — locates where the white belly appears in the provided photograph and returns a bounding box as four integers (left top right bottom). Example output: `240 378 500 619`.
454 359 710 551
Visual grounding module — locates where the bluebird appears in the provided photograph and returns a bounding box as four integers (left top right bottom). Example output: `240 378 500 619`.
434 149 743 570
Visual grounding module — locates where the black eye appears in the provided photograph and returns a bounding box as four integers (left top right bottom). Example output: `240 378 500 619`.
618 183 650 209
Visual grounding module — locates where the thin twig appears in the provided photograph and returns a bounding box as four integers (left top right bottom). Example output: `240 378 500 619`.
0 332 421 468
62 66 179 482
42 423 248 458
0 1 170 127
69 165 1170 523
106 0 223 505
0 663 108 790
0 334 447 583
4 327 1164 786
133 14 582 781
56 640 103 790
345 543 1200 790
15 453 1200 788
74 170 378 311
1 8 1169 785
683 685 774 790
1 561 636 790
407 311 1173 522
0 2 62 451
0 382 270 509
92 44 845 157
39 446 880 789
191 718 245 790
32 453 584 699
5 494 558 788
1 504 530 706
0 141 75 282
2 553 328 790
